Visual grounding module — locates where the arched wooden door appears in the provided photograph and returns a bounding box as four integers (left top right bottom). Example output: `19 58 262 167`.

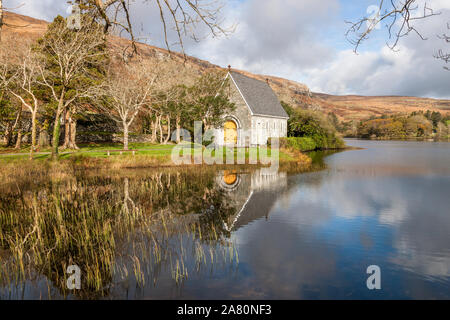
224 120 238 145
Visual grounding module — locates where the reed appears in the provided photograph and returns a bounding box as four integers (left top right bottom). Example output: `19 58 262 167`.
0 167 240 299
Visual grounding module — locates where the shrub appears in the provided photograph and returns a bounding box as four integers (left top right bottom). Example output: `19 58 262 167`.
280 102 345 150
270 136 344 152
288 137 317 151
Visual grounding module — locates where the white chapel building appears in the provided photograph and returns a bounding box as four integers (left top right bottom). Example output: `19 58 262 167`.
214 70 289 147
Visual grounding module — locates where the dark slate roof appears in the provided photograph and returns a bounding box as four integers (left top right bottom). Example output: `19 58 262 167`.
231 190 278 231
230 71 289 119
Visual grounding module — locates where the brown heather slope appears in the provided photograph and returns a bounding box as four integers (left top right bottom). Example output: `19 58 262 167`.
3 12 312 101
313 93 450 121
3 12 450 121
2 11 47 39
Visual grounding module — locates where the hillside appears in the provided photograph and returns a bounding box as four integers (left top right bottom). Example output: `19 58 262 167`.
313 93 450 121
3 11 450 121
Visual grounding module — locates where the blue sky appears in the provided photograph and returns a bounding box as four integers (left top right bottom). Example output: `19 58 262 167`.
7 0 450 98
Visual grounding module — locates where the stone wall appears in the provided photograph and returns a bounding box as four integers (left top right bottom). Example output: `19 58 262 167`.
111 134 155 144
214 77 253 147
75 132 156 144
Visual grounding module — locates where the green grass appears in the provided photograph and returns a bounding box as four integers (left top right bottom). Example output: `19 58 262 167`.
0 142 177 154
286 137 317 152
272 136 346 152
0 143 300 167
0 142 178 161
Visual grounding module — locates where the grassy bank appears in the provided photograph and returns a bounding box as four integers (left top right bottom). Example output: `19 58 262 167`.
0 142 311 176
0 142 176 156
270 136 346 152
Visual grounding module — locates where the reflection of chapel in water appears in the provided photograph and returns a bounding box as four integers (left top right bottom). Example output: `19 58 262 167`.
217 169 287 232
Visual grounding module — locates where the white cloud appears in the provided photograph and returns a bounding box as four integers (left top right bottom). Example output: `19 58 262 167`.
189 0 450 98
5 0 450 98
307 2 450 98
188 0 340 79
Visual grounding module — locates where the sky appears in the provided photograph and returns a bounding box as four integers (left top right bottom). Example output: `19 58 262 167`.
6 0 450 98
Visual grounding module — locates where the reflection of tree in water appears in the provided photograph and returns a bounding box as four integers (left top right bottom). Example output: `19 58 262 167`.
122 178 136 216
0 155 334 299
0 167 239 299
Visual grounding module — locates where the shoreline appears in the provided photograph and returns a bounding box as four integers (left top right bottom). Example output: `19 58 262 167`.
0 149 314 181
344 137 450 142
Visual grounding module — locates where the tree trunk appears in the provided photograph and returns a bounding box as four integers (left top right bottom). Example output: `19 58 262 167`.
176 115 181 143
30 110 37 159
62 108 70 149
12 107 23 148
164 115 171 144
158 115 163 144
14 131 22 149
51 90 65 161
123 122 129 150
4 122 12 147
151 120 157 143
6 107 22 147
68 118 79 149
62 108 79 150
203 119 210 132
51 109 62 161
0 0 3 42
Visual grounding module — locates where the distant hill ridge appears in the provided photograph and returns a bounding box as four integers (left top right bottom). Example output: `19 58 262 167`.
3 11 450 121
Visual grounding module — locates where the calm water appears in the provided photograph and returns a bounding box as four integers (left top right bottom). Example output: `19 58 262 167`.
1 140 449 299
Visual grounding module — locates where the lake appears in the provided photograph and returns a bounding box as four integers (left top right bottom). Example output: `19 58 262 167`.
1 139 449 299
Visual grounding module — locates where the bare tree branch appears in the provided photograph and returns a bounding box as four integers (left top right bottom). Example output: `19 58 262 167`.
79 0 234 59
434 23 450 70
94 57 166 150
346 0 440 53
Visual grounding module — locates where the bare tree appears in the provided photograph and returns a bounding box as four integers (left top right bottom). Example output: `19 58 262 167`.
151 86 183 144
346 1 450 70
6 48 41 158
170 85 189 143
346 0 440 52
77 0 234 58
0 35 25 149
97 60 159 150
151 0 234 56
435 23 450 69
37 16 107 160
